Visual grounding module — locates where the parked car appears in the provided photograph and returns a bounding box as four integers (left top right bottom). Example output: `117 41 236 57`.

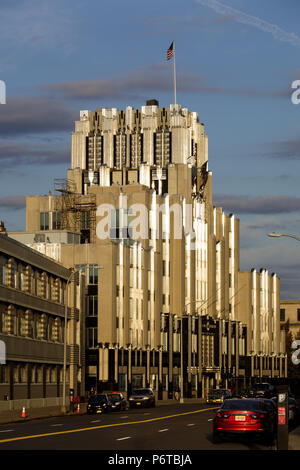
212 398 276 445
256 398 277 433
250 383 276 399
87 394 112 414
106 392 127 411
239 390 251 399
128 388 156 408
207 389 231 404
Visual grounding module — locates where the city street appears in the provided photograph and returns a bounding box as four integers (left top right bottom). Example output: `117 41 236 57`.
0 404 275 451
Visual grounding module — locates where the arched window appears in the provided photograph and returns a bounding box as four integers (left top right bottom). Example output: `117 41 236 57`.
36 366 43 383
1 255 8 285
50 368 56 384
19 311 27 336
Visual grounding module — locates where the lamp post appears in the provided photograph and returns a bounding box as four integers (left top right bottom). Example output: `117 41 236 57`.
267 232 295 450
61 264 103 414
268 232 300 242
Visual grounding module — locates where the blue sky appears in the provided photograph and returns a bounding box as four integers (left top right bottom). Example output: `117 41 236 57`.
1 0 300 298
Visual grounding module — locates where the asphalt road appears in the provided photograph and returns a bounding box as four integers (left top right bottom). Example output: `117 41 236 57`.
0 403 275 451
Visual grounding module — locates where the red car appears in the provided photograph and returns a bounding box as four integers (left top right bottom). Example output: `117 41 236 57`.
212 399 275 444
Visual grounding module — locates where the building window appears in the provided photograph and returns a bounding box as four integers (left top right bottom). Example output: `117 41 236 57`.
1 255 8 285
37 367 43 383
81 211 90 230
20 264 26 291
40 212 49 230
52 211 61 230
280 308 285 322
87 295 98 316
87 327 98 348
12 260 18 289
19 311 27 336
19 366 27 383
50 368 57 384
48 318 56 341
0 365 8 384
88 265 98 285
109 208 133 239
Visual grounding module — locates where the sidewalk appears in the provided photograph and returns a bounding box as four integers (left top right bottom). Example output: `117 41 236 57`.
0 404 88 424
288 425 300 450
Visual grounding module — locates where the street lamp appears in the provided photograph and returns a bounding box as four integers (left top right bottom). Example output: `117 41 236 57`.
268 232 300 242
61 264 103 413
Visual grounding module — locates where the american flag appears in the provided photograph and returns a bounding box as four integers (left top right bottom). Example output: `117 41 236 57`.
167 41 174 60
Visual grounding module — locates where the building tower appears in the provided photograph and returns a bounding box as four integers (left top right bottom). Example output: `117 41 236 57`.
20 100 286 398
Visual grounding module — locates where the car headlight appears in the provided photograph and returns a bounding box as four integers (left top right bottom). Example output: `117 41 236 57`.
142 397 149 400
129 397 134 401
115 402 120 405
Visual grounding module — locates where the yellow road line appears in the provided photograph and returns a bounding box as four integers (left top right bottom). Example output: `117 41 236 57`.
0 406 218 444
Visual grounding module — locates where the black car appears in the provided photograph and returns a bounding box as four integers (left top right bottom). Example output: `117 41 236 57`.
87 394 112 414
207 389 232 404
128 388 156 408
107 392 127 411
256 398 277 434
250 383 276 399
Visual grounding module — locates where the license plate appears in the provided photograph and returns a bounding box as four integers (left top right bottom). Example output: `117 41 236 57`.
96 410 102 414
136 402 141 405
235 415 245 421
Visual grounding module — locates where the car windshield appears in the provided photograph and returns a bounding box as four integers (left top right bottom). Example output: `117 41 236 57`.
222 400 265 411
89 395 107 404
133 389 151 395
209 390 225 397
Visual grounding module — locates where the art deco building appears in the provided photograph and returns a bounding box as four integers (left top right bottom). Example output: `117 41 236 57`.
19 100 286 399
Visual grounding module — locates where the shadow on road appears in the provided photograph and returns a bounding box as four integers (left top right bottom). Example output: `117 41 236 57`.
206 432 273 450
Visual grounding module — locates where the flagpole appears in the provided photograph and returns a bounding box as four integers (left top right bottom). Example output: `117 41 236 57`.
173 41 177 105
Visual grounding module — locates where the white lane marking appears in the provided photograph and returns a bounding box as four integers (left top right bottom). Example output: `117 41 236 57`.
51 424 64 427
208 419 213 422
187 423 195 427
121 415 129 419
143 413 150 415
158 428 169 433
117 436 131 441
0 429 14 433
90 420 101 423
